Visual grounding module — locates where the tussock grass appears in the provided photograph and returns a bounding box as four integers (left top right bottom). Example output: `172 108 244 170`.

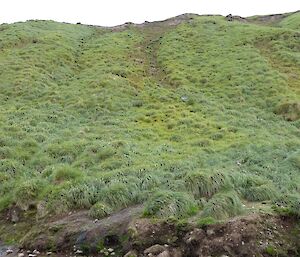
279 12 300 30
0 13 299 222
14 179 43 210
202 191 243 219
242 184 278 201
144 190 198 218
273 193 300 217
229 172 279 201
274 102 300 121
52 165 83 182
184 171 230 198
89 202 113 219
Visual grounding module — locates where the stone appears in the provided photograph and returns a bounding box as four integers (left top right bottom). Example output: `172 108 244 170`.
170 248 183 257
226 14 233 21
11 209 19 223
75 249 83 254
18 253 25 257
124 250 138 257
184 228 205 245
181 95 188 102
144 244 166 255
207 229 215 236
33 249 40 255
6 249 13 254
157 250 171 257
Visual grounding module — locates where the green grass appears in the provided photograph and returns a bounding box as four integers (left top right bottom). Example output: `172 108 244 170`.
279 12 300 30
0 12 299 224
201 191 243 219
89 202 113 219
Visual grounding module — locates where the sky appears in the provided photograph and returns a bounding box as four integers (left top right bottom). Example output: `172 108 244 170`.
0 0 299 26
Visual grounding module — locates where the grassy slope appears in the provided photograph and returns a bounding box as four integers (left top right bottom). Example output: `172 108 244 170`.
278 11 300 30
0 13 299 225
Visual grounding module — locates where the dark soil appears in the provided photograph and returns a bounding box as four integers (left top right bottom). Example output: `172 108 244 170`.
1 207 299 257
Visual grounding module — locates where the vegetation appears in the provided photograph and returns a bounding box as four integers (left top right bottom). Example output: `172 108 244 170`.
89 202 113 219
0 11 299 224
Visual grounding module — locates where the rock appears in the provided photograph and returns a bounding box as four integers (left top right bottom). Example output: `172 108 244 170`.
184 228 205 245
171 248 183 257
18 253 25 257
37 201 48 218
181 96 188 102
11 209 19 223
124 250 138 257
33 249 40 255
157 250 171 257
75 249 83 254
207 229 215 236
28 254 37 257
46 252 52 255
6 249 13 254
226 14 233 21
144 244 166 255
7 206 21 222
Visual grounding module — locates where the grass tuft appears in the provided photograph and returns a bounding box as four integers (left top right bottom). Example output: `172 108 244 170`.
202 191 243 219
184 171 230 198
89 202 113 219
144 190 198 218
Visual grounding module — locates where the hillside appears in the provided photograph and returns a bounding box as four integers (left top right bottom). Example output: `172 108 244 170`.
0 11 299 256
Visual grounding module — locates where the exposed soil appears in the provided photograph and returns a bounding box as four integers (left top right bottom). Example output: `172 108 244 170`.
107 13 197 32
19 205 144 252
1 207 299 257
243 10 300 26
127 214 300 257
